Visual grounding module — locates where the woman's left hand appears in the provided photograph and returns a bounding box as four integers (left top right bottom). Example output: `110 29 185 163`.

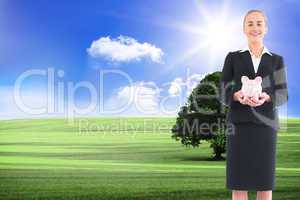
246 92 271 107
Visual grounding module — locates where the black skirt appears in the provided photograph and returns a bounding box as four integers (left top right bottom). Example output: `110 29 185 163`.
226 122 278 191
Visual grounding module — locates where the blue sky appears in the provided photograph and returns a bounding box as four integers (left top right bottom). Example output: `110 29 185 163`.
0 0 299 119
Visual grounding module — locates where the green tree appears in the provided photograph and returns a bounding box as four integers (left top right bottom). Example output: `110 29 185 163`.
171 71 229 160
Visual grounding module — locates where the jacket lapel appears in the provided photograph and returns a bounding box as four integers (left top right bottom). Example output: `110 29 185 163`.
239 51 272 78
256 54 273 77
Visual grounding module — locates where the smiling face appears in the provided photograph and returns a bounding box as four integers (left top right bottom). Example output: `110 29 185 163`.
243 11 268 44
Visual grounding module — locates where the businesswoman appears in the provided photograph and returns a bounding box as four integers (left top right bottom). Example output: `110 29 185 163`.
220 10 288 200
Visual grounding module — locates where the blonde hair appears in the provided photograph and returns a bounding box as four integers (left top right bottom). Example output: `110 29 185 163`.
243 9 268 27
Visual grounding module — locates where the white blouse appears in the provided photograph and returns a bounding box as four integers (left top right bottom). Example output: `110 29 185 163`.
240 46 272 73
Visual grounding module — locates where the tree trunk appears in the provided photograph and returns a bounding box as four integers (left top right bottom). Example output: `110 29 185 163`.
212 147 225 160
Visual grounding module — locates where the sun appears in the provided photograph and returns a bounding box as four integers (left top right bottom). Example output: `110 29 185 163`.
161 1 246 73
189 3 245 64
204 19 238 55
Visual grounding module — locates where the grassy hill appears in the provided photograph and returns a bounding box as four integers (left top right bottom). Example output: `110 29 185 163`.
0 117 299 200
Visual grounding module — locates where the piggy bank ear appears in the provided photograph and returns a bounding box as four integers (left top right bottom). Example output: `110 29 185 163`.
241 76 249 83
255 76 262 84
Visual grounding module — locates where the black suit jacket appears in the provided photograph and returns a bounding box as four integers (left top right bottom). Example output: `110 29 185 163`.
220 50 288 129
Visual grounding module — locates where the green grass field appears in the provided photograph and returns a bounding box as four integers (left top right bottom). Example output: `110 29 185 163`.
0 117 299 200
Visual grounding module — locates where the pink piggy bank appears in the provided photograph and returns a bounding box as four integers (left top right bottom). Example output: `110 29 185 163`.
241 76 262 102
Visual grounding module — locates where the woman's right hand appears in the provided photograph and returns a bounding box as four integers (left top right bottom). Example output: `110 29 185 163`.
233 90 249 105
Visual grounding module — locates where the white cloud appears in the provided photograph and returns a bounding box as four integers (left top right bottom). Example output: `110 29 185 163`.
87 35 164 63
104 81 162 115
168 73 207 97
0 73 207 119
0 81 171 120
185 73 207 96
168 78 184 96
